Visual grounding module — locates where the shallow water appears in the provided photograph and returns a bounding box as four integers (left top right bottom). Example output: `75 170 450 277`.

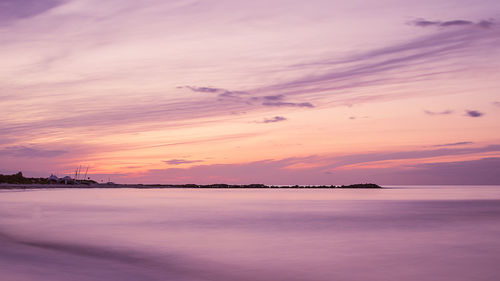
1 186 500 281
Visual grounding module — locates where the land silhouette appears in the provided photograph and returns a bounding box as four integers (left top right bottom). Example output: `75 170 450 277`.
0 172 381 189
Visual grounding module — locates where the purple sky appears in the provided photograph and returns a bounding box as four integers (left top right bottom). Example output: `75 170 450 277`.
1 0 500 184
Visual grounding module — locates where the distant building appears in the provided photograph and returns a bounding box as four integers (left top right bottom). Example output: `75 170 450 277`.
62 176 74 184
47 174 74 184
47 174 59 183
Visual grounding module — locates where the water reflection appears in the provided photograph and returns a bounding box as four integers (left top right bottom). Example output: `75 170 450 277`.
1 187 500 280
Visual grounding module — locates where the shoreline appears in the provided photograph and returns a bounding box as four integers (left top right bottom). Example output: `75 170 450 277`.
0 183 381 189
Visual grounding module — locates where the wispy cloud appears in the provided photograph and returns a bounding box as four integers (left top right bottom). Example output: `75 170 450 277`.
2 16 498 143
387 157 500 185
164 159 203 165
424 110 453 116
261 21 500 107
0 145 67 158
478 20 494 28
1 2 499 184
412 19 472 27
262 102 314 108
411 19 493 28
259 116 287 123
465 110 484 117
0 0 63 24
262 95 285 101
440 20 474 27
318 144 500 171
127 154 500 185
183 86 249 99
175 18 499 118
432 142 473 147
349 116 369 120
184 86 222 93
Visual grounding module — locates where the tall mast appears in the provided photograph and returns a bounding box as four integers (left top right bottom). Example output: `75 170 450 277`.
77 165 82 180
84 166 89 180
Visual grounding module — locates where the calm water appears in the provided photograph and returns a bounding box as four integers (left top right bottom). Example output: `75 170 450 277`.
1 186 500 281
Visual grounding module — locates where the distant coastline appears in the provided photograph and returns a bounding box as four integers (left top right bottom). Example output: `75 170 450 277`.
0 172 381 189
0 183 381 189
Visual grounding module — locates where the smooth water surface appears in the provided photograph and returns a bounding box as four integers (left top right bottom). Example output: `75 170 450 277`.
1 186 500 281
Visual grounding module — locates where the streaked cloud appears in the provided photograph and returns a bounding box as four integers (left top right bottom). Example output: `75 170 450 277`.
184 86 222 93
424 110 453 116
265 22 500 107
164 159 203 165
121 144 500 184
2 12 498 142
348 116 369 120
0 0 62 24
321 144 500 170
1 1 499 183
260 116 287 123
465 110 484 117
432 142 473 147
262 95 285 101
123 155 500 185
0 145 67 158
411 19 493 28
262 102 314 108
386 157 500 185
182 86 250 101
478 20 494 28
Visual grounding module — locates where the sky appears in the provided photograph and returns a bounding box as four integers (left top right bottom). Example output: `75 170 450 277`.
1 0 500 185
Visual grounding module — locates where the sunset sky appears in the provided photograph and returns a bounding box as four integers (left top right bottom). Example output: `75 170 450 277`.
1 0 499 184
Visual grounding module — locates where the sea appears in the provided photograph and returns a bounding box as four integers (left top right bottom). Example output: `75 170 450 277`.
1 186 500 281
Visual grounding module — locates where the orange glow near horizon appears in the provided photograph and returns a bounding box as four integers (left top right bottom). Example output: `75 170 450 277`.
1 0 500 184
